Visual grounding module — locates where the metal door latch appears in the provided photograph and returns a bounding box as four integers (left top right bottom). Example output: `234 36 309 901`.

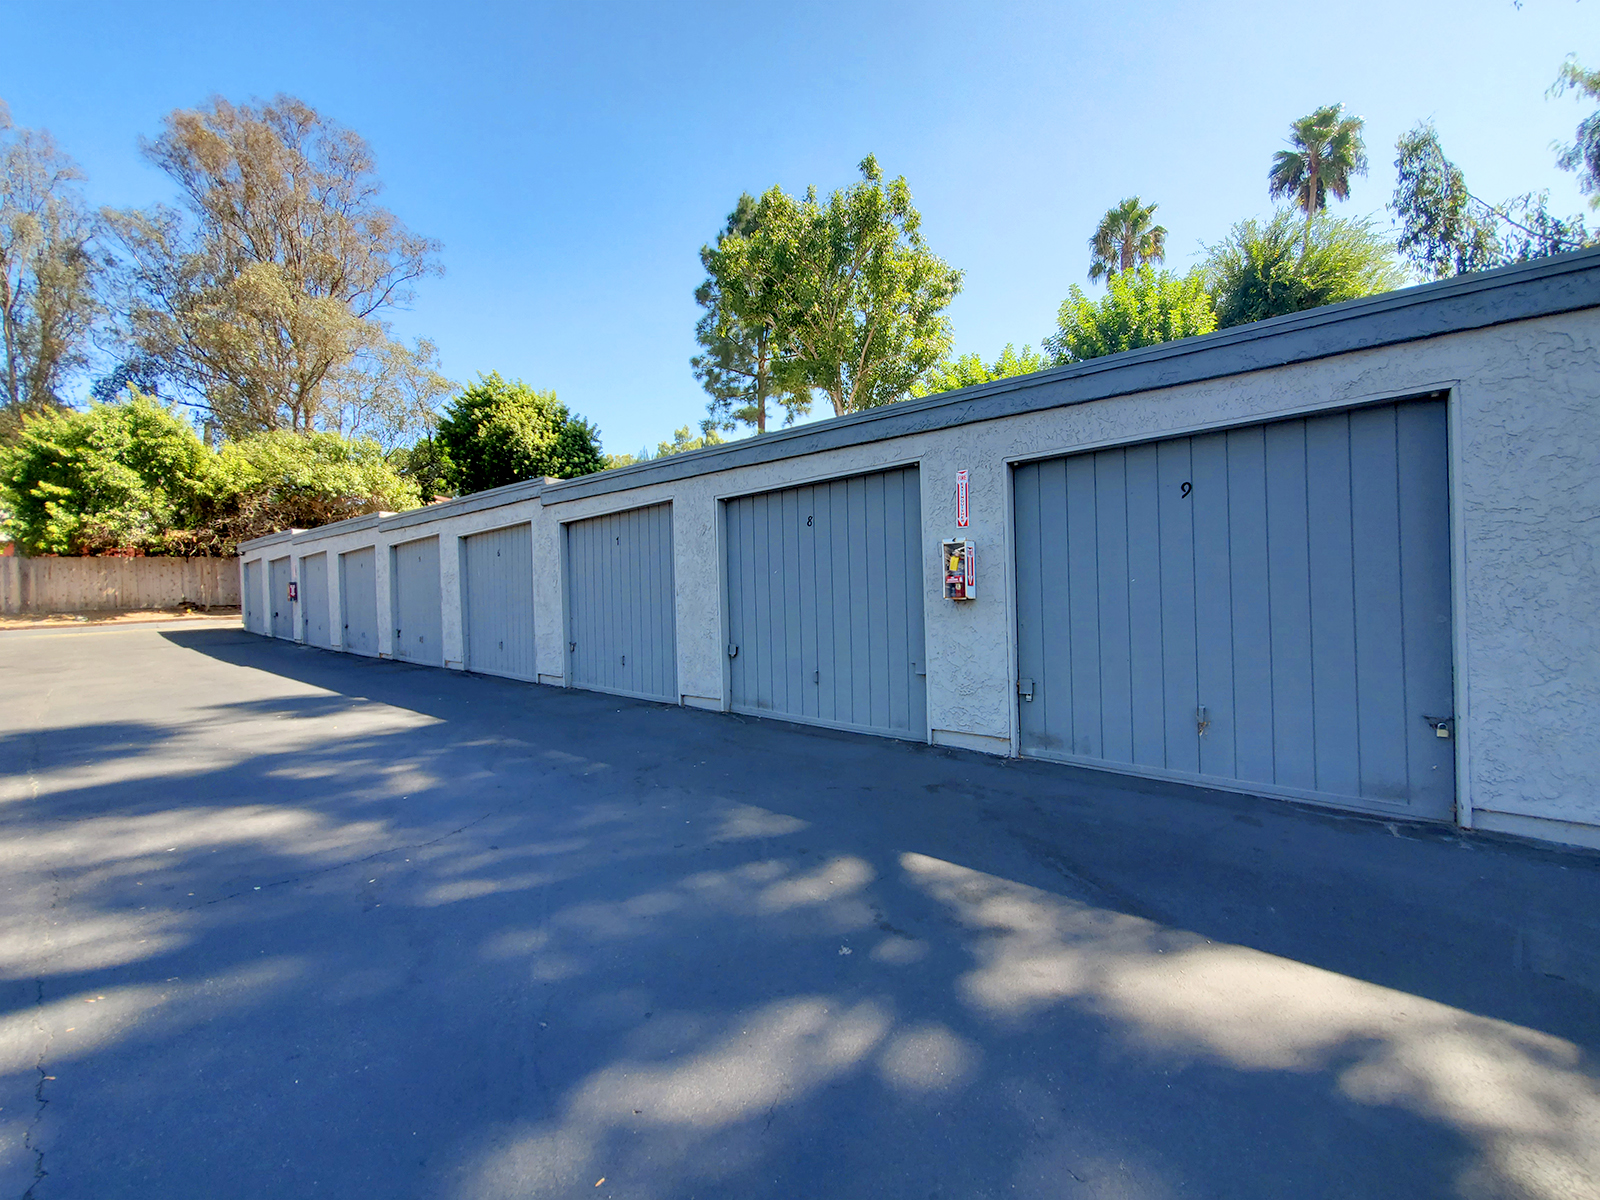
1422 715 1454 738
1018 677 1035 702
727 644 739 659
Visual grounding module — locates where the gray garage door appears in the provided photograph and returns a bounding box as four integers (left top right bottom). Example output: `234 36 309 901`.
463 523 535 680
1014 397 1455 821
391 536 443 667
339 548 378 657
725 467 927 738
299 553 330 648
243 560 262 634
269 557 294 640
565 504 675 702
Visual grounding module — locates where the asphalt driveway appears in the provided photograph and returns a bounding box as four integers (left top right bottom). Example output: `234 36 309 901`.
1 624 1597 1200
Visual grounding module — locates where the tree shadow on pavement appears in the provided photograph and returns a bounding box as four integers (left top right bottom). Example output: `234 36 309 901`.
0 627 1594 1199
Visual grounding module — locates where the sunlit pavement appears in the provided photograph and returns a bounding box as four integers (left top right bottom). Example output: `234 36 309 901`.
1 625 1597 1200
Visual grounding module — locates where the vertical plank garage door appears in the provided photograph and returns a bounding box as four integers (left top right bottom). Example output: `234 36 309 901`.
242 560 262 634
565 504 676 701
391 536 443 667
339 548 378 657
462 523 535 680
269 557 294 640
1014 397 1455 821
725 467 927 739
299 553 330 648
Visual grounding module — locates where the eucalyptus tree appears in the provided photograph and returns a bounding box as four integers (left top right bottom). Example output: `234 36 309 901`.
1269 104 1369 223
106 94 448 441
0 102 106 435
1391 121 1589 279
1087 197 1167 282
702 155 963 417
1552 56 1600 206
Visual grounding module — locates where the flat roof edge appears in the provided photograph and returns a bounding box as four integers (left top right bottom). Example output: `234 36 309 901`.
379 476 548 532
238 529 303 554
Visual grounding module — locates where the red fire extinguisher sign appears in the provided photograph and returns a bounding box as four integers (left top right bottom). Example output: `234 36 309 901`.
956 470 969 528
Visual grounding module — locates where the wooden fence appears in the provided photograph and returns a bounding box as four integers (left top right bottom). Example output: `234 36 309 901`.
0 556 239 614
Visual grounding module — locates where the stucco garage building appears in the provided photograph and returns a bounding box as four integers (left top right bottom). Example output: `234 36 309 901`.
240 251 1600 852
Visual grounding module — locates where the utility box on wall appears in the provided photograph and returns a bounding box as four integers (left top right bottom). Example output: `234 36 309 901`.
942 538 975 601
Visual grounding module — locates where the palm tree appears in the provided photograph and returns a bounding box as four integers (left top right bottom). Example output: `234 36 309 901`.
1269 104 1369 222
1088 197 1167 282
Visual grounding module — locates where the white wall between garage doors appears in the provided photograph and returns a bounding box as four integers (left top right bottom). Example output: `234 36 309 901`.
237 306 1600 853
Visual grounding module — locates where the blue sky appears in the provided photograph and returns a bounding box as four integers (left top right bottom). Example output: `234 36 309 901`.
7 0 1599 454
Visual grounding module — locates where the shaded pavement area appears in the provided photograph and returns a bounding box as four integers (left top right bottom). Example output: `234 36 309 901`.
1 623 1597 1199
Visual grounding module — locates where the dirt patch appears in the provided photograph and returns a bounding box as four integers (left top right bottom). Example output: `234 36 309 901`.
0 606 241 630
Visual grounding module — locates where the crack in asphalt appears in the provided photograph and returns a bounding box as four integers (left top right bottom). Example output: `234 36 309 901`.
21 977 49 1200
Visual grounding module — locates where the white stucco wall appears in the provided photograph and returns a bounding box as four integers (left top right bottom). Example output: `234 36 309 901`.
239 306 1600 850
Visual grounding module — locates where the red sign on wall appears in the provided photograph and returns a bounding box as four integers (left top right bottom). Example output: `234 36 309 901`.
956 469 969 528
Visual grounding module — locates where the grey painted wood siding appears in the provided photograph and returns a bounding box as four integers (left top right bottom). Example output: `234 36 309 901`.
725 467 928 739
1014 398 1455 821
462 523 535 681
268 557 293 640
299 553 331 648
391 536 443 667
565 503 676 701
242 560 262 634
339 548 378 657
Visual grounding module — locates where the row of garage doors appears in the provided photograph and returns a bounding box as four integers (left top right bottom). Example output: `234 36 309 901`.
249 526 538 680
559 400 1453 821
251 397 1455 822
561 470 929 743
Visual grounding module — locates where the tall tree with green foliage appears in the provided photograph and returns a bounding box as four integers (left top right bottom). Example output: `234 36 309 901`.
1391 122 1590 280
692 194 808 436
1087 197 1166 282
1269 104 1368 225
0 390 211 555
1 103 106 438
1204 210 1407 327
702 155 963 417
1044 268 1216 364
434 373 603 494
105 94 446 440
911 344 1048 397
